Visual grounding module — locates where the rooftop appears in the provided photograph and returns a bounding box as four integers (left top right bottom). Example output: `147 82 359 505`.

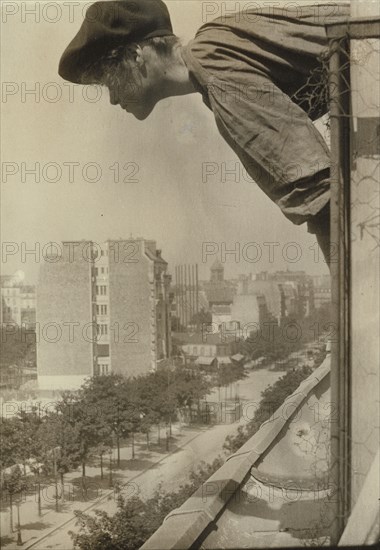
181 332 236 345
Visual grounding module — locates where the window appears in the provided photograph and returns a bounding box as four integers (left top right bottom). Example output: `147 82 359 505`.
192 346 197 355
96 285 107 296
95 268 99 276
97 324 108 336
100 304 107 315
101 267 105 274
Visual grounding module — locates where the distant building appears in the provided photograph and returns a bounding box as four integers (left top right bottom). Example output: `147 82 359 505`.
211 304 232 328
37 239 173 390
257 270 315 317
210 260 224 283
230 294 262 328
174 264 200 328
201 260 235 329
180 332 237 367
1 275 36 327
231 270 316 329
232 277 283 327
312 274 332 309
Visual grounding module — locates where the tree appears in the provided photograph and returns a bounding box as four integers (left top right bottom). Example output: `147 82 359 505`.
2 465 28 534
17 407 48 516
134 370 177 449
70 458 224 550
224 366 313 453
53 390 112 500
78 374 140 467
190 308 212 327
0 417 22 472
41 399 85 508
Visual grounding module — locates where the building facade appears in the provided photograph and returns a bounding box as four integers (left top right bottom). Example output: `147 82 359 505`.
312 274 332 309
181 333 236 362
1 275 36 327
37 239 172 390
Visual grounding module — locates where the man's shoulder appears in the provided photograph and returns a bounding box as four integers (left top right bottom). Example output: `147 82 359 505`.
194 2 350 37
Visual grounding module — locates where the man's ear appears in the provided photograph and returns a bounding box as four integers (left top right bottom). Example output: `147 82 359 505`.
132 44 145 68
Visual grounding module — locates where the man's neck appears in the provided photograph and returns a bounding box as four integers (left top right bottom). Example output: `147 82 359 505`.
157 44 196 98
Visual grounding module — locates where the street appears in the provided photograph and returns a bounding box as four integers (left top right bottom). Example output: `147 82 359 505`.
1 368 284 550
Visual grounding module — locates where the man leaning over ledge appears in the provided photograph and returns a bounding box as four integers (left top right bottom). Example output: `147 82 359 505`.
58 0 350 267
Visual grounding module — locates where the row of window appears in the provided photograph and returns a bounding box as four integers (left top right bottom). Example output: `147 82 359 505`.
96 304 108 315
97 324 108 336
94 364 110 375
99 364 109 375
96 285 107 295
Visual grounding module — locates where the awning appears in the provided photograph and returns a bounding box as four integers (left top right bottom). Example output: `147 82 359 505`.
217 357 232 365
195 357 216 366
231 354 245 362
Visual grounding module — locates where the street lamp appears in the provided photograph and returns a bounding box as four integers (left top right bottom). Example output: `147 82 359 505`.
108 446 113 488
16 501 22 546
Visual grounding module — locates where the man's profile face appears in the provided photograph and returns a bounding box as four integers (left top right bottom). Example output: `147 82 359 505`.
101 53 158 120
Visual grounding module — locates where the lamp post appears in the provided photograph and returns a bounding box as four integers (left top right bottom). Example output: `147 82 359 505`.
109 445 113 487
16 500 22 546
53 448 59 512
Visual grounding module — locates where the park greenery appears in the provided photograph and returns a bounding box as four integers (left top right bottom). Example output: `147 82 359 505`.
0 326 36 370
69 458 224 550
1 341 321 547
237 304 332 363
0 362 244 539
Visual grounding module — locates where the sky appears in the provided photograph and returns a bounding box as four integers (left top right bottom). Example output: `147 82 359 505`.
1 0 349 283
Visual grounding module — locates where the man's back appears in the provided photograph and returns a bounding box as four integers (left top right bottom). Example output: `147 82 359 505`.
185 3 350 117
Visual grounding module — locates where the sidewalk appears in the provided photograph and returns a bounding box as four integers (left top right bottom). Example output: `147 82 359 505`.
1 368 283 549
1 422 206 549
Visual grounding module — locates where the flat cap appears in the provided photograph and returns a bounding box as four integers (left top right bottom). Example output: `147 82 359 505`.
59 0 174 84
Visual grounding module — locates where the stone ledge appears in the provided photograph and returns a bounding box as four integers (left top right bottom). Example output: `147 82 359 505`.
141 359 331 550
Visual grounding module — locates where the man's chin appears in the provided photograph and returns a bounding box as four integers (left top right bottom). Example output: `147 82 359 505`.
129 105 154 120
132 111 150 121
127 105 154 121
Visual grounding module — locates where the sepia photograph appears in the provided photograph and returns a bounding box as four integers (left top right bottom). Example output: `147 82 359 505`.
1 1 379 549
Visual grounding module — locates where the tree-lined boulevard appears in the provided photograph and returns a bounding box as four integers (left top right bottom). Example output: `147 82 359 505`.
0 364 287 549
1 334 327 550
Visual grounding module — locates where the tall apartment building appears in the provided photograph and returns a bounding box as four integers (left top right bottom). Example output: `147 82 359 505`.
37 239 172 390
